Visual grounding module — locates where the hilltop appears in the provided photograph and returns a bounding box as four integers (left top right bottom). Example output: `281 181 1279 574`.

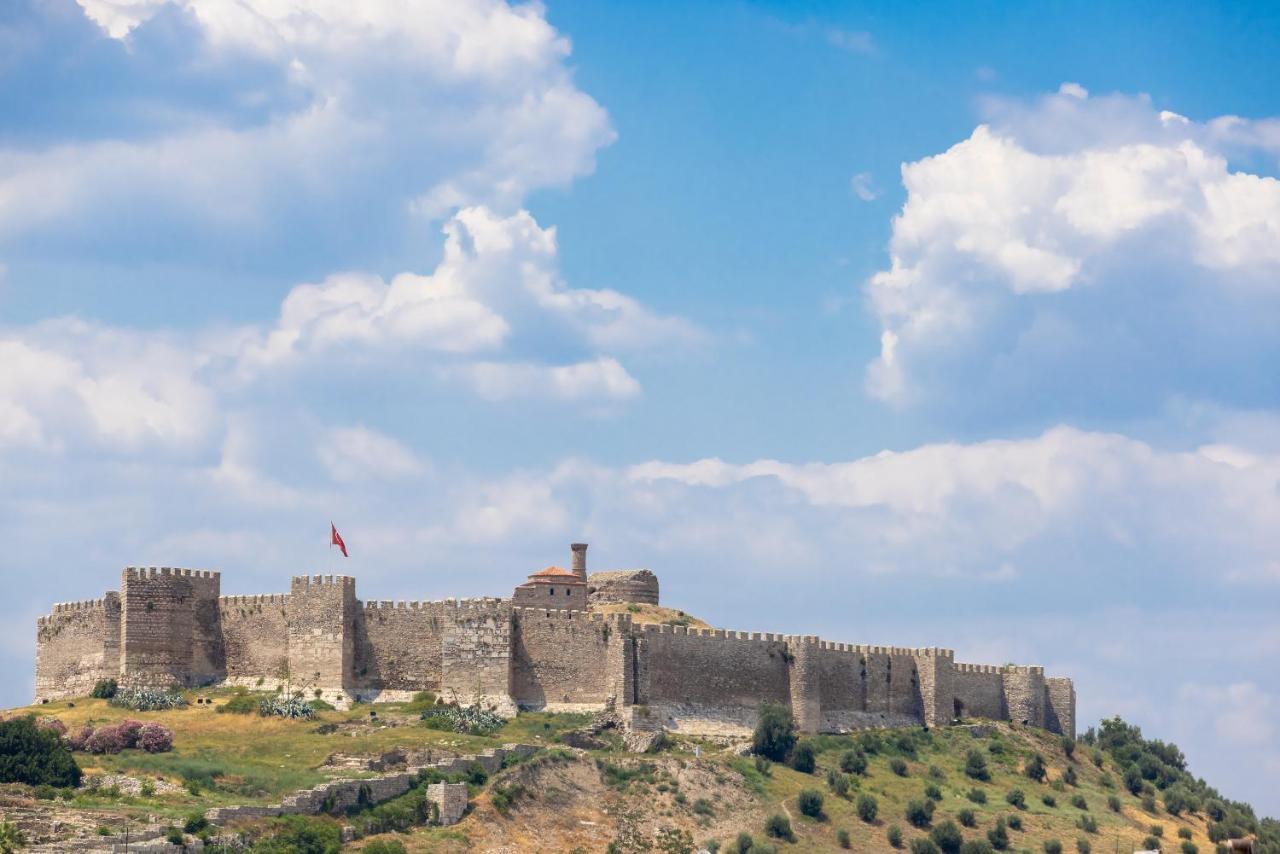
0 689 1275 852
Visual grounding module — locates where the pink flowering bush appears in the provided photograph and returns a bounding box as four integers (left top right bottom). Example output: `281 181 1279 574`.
84 725 126 754
137 723 173 754
36 717 67 737
116 719 144 749
66 725 94 751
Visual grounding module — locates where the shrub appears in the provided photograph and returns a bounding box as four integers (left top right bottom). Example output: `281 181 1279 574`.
827 771 850 798
363 842 408 854
1180 843 1198 854
929 765 946 780
109 687 187 711
857 793 878 822
925 783 943 802
693 797 714 817
958 808 976 827
254 815 342 853
1150 825 1164 838
90 679 118 699
752 704 797 762
1076 814 1098 834
1005 788 1026 809
1164 786 1196 816
754 755 771 776
1178 828 1192 841
1043 841 1063 854
1142 837 1160 851
1060 737 1076 760
967 788 988 804
861 732 882 754
217 691 261 714
1076 839 1091 854
1007 814 1022 831
930 820 963 854
1143 795 1158 813
141 723 174 753
165 827 184 845
420 703 503 734
85 726 126 755
1107 795 1121 812
961 843 995 854
1070 794 1087 810
790 740 816 774
1124 766 1144 795
1042 794 1057 807
734 832 753 854
840 749 868 775
905 798 934 828
965 749 991 781
1025 754 1048 782
765 813 794 842
890 758 909 777
798 788 824 819
911 840 942 854
35 717 66 738
887 824 904 848
987 817 1009 850
1091 749 1104 769
1063 765 1078 786
183 814 209 835
837 828 851 848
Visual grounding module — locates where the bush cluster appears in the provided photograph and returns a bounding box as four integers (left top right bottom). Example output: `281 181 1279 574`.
258 695 316 719
66 719 172 754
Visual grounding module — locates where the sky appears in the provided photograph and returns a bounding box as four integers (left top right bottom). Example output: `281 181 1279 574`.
1 0 1278 816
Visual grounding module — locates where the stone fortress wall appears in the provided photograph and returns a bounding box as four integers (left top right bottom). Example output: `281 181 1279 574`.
34 546 1075 738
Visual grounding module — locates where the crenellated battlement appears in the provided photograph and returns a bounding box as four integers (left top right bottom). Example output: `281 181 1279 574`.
124 566 219 580
33 546 1076 739
291 574 355 588
221 594 289 607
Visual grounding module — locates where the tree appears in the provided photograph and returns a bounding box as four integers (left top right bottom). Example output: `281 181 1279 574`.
1025 754 1048 782
752 705 796 763
798 789 824 819
790 740 816 774
930 820 963 854
0 716 81 788
965 749 991 781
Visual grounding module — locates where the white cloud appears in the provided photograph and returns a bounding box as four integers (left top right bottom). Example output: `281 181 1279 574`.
318 426 428 483
444 356 641 402
0 0 614 259
850 172 879 201
865 87 1280 414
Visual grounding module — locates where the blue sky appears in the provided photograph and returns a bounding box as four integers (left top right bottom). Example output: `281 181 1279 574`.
2 0 1279 814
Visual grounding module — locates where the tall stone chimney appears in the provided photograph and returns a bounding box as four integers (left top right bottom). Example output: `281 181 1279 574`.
571 543 588 580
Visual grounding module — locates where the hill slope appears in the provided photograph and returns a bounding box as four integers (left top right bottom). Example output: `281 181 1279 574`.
0 690 1276 852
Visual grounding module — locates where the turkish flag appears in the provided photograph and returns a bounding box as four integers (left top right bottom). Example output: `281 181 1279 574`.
330 523 348 557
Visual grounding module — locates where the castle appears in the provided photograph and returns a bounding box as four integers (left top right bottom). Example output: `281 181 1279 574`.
34 544 1075 737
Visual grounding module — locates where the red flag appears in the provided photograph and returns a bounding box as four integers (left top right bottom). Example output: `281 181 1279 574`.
330 523 348 557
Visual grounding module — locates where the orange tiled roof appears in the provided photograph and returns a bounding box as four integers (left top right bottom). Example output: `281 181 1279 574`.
530 565 577 578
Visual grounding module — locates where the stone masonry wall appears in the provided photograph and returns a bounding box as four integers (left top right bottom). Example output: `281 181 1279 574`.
35 595 120 700
439 599 511 704
586 569 659 606
219 595 289 680
1045 676 1076 738
1003 666 1047 729
287 576 355 690
120 568 222 688
353 601 445 691
637 625 791 714
510 608 612 708
953 664 1006 720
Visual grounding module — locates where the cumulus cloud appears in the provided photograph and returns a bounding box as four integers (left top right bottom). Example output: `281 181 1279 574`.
865 87 1280 420
318 426 428 483
0 0 614 264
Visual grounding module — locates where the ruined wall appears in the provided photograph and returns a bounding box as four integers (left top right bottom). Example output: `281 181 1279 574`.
287 575 355 690
354 601 444 691
34 594 121 700
219 594 289 681
587 569 659 606
952 663 1006 720
439 599 511 702
120 567 222 688
1045 676 1076 738
510 607 612 708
